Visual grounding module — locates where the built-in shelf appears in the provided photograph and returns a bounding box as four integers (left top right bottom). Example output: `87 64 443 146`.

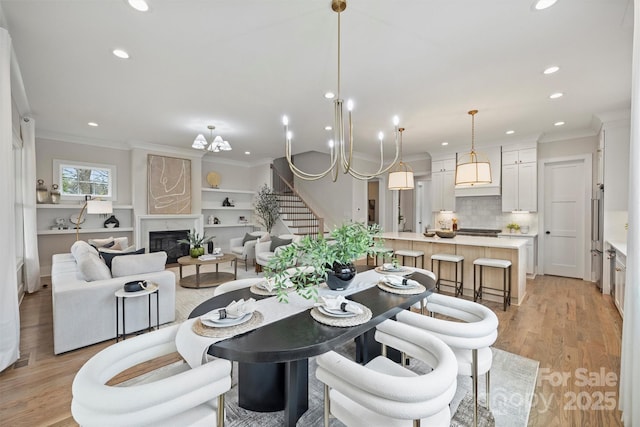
38 227 134 235
37 204 134 209
201 188 255 194
202 205 252 211
204 223 256 228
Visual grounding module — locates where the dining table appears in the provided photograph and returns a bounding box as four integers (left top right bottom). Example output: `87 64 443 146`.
186 267 436 427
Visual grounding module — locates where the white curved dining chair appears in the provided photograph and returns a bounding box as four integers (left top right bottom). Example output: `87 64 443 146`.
213 278 264 296
396 292 499 427
71 324 232 427
316 319 458 427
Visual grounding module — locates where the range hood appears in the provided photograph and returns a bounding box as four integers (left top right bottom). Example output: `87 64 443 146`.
454 146 502 197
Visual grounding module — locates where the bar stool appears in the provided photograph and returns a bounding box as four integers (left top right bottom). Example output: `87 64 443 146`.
473 258 512 311
394 249 425 268
431 253 464 297
368 246 394 266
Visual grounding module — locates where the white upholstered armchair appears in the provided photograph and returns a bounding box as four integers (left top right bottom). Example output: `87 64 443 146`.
71 324 232 427
229 231 268 271
316 319 458 427
254 234 300 272
396 292 499 427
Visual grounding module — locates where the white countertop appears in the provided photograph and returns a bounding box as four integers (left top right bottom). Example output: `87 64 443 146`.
381 232 527 249
497 231 538 237
607 240 627 257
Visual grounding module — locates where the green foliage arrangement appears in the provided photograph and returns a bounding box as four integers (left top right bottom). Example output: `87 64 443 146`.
253 184 280 233
506 222 520 231
177 229 214 247
265 222 384 302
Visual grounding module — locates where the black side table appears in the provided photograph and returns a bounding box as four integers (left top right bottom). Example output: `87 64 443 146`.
114 282 159 341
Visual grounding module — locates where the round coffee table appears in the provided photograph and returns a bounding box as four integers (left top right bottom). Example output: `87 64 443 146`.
177 254 237 288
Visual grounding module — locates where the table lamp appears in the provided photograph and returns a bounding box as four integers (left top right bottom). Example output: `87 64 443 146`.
75 199 113 240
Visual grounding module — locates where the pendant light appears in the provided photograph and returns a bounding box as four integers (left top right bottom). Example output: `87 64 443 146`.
388 128 414 190
455 110 492 186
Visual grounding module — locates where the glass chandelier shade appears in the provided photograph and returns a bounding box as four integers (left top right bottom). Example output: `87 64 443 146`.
192 125 231 152
455 110 492 186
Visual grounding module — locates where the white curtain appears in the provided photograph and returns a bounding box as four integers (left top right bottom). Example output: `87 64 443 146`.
0 27 20 372
20 117 41 293
619 2 640 424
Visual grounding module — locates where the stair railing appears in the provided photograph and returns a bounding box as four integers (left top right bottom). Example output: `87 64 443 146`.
271 164 325 239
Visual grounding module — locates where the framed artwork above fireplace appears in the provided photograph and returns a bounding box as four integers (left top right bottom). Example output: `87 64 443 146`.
147 154 191 214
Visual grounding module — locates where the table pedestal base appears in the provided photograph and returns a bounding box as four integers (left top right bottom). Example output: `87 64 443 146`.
238 360 309 426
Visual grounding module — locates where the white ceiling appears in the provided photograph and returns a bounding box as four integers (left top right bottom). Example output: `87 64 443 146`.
1 0 634 163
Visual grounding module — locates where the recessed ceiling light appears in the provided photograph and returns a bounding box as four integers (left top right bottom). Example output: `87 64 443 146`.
88 122 99 127
441 142 449 146
533 0 558 10
543 66 560 75
244 151 251 155
112 49 130 59
549 92 563 99
325 126 332 131
127 0 149 12
554 121 565 126
324 92 335 99
506 130 515 135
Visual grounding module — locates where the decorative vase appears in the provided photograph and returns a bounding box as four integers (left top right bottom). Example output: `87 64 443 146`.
50 184 61 204
325 262 356 291
103 215 119 228
36 179 49 204
190 246 205 258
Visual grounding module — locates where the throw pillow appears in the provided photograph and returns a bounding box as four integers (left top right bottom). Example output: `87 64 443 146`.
71 240 98 261
259 233 271 243
100 248 146 270
112 251 168 278
242 233 261 246
77 252 112 281
98 244 137 254
270 236 292 252
87 237 115 248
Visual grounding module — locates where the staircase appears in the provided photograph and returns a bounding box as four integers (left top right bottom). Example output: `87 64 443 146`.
272 165 325 239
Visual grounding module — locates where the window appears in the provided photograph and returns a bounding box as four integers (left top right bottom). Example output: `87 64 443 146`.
53 160 117 201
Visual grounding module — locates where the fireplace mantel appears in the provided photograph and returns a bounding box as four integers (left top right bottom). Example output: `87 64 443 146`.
136 214 203 251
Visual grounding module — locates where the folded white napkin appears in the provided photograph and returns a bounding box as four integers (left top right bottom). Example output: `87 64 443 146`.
382 263 400 271
315 295 363 315
202 298 256 321
379 275 420 288
259 277 295 292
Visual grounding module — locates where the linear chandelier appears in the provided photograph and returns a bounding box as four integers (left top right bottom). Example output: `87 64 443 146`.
192 125 231 153
455 110 492 186
282 0 400 182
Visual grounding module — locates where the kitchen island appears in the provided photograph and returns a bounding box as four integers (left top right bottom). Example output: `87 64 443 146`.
380 232 528 305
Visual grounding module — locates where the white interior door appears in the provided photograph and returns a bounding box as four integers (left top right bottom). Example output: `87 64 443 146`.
543 159 586 278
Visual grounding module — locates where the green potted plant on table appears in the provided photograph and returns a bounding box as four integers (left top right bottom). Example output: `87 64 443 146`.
506 222 520 234
265 222 384 302
178 230 215 258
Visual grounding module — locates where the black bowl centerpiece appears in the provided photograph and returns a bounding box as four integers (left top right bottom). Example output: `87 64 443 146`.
265 222 384 302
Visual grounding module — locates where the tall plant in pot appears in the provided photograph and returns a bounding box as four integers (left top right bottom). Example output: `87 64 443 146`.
253 184 280 233
265 222 384 302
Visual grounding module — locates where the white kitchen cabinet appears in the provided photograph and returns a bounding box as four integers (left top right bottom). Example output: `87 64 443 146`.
431 158 456 212
501 147 537 212
613 251 626 318
498 234 537 277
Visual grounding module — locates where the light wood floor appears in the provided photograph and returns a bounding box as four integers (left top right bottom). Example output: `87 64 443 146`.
0 275 624 427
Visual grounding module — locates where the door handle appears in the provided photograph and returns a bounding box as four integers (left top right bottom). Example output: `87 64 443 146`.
546 231 550 234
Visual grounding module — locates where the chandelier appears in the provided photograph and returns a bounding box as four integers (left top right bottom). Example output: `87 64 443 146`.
455 110 492 186
282 0 400 182
192 125 232 153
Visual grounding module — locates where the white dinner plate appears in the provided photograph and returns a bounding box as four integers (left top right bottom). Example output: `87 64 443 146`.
201 310 253 327
374 266 413 276
317 305 358 318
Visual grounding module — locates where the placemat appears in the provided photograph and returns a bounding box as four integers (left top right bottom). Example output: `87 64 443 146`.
192 311 264 338
310 305 372 327
377 281 426 295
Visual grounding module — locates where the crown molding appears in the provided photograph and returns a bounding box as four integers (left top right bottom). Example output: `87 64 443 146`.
36 129 131 151
538 128 598 144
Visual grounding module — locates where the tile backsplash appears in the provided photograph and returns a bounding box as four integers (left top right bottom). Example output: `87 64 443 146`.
432 196 538 232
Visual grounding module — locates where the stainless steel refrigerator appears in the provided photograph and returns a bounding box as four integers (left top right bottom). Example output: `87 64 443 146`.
591 184 604 291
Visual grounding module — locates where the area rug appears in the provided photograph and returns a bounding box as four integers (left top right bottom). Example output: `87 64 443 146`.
168 263 539 426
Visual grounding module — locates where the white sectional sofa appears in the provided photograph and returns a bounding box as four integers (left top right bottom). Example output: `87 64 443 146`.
51 243 176 354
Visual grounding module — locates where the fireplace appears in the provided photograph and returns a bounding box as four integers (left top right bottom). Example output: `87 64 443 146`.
149 230 189 264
